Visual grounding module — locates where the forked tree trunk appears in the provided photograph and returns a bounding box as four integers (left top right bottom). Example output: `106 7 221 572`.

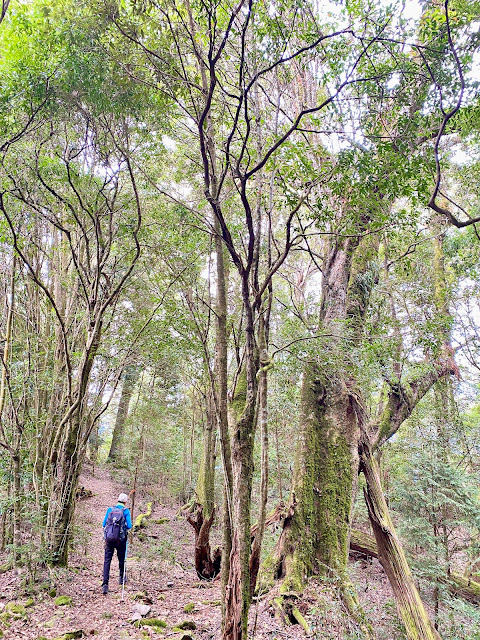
360 445 442 640
45 326 103 565
187 503 221 579
45 411 84 565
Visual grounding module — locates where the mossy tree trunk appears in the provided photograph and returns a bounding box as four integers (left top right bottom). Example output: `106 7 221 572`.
196 390 217 521
263 235 365 597
268 367 361 593
223 328 258 640
187 390 220 580
261 229 456 640
361 445 442 640
45 324 103 565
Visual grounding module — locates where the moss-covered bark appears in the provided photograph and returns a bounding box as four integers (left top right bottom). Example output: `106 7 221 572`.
224 367 257 639
260 237 372 615
196 391 216 520
361 446 441 640
262 364 359 595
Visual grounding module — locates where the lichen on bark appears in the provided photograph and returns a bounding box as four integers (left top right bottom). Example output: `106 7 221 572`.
263 363 359 598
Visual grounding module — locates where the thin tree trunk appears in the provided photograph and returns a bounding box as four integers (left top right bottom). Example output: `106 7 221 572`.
214 219 234 621
197 390 217 520
223 287 258 640
0 257 23 562
0 255 15 425
274 422 283 504
249 314 269 595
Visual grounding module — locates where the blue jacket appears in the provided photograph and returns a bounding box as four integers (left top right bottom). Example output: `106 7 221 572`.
103 504 133 530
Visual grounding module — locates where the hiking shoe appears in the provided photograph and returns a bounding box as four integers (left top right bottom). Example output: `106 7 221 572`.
102 584 108 595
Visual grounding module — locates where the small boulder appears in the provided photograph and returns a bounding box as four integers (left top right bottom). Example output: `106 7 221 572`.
44 618 57 629
129 612 142 623
133 603 151 617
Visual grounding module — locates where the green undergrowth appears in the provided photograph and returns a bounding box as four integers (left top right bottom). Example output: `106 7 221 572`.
133 618 167 629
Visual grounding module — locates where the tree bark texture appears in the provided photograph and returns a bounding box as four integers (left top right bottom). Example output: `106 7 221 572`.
267 366 361 592
361 446 442 640
265 236 363 593
186 503 221 580
214 220 234 621
223 361 257 640
249 314 269 595
196 390 217 521
45 325 103 565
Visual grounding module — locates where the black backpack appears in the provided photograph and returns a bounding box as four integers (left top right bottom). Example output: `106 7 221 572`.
104 506 126 544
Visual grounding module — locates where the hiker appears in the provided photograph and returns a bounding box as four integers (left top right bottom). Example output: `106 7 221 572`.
102 492 132 595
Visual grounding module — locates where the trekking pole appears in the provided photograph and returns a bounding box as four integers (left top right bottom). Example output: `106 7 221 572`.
121 538 128 602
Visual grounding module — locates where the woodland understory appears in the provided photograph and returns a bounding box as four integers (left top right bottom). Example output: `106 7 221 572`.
2 0 480 639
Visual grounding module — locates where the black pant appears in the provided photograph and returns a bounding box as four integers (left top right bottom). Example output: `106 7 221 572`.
102 539 127 586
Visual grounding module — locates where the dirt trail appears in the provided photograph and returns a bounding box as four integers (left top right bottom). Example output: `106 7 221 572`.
0 464 308 640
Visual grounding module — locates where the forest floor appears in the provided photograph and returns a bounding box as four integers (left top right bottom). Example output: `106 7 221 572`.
0 464 401 640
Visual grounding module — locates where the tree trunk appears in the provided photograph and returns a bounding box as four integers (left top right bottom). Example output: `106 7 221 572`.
223 281 259 640
107 365 139 463
45 326 103 565
186 503 221 579
262 236 363 594
266 366 360 592
223 365 257 640
360 445 442 640
249 314 269 595
12 452 22 560
213 218 234 624
197 390 217 520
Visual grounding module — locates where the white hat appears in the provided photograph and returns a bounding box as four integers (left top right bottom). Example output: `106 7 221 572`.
118 493 129 504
